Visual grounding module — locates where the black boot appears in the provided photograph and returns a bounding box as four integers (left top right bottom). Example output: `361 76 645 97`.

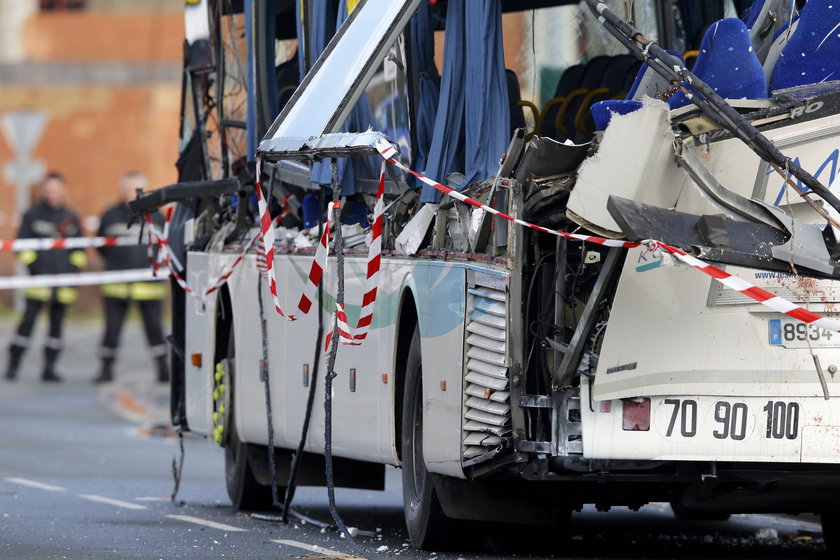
4 344 26 381
155 354 170 384
93 357 115 384
42 347 63 383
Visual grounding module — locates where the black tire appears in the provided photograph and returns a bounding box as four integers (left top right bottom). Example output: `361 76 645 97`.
670 501 731 521
821 510 840 554
401 325 461 550
223 327 275 511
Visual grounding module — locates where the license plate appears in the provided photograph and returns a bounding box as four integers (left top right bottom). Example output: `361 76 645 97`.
769 318 840 348
656 398 801 442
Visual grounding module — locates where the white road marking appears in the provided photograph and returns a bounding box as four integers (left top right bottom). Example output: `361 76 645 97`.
134 496 171 502
166 514 247 532
5 477 66 492
273 539 362 559
79 494 147 510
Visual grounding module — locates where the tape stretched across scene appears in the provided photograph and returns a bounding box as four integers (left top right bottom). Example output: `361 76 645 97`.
373 138 840 333
0 236 145 252
143 211 259 303
0 268 169 290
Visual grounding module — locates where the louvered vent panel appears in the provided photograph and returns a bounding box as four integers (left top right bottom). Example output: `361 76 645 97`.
463 280 511 464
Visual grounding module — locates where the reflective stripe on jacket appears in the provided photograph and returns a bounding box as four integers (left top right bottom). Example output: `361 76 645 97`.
101 281 167 300
24 286 79 304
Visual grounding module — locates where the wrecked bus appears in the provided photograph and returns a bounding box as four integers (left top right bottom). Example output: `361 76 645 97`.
137 0 840 551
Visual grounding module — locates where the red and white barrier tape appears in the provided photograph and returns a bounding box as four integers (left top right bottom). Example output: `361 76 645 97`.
656 244 840 331
373 138 840 333
257 159 291 319
144 208 259 304
0 268 169 290
347 162 386 345
0 236 144 252
375 139 639 250
295 201 339 319
255 159 387 348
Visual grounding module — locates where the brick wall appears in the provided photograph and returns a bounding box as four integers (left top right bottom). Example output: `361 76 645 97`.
0 3 183 310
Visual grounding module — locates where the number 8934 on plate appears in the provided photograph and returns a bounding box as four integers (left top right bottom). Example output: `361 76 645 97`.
769 318 839 348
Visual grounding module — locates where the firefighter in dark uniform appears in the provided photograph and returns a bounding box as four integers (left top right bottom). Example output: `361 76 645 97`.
93 172 169 384
4 172 86 382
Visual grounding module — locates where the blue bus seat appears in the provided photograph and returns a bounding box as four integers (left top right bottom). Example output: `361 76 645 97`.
669 18 767 109
769 0 840 91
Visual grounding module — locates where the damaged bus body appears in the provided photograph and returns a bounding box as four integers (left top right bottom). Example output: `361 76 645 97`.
146 0 840 550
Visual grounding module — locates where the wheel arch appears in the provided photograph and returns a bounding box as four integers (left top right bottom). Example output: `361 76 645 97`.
394 284 418 465
214 284 235 364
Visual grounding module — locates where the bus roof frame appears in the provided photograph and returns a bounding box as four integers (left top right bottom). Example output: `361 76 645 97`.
258 0 422 162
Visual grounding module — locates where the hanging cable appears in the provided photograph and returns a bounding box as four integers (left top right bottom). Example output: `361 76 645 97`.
256 270 285 510
170 427 185 503
322 160 371 559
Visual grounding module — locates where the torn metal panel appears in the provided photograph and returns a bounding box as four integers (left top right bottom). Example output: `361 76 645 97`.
674 138 782 229
257 131 390 160
607 195 840 278
565 100 690 235
760 203 835 275
258 0 422 161
395 203 437 256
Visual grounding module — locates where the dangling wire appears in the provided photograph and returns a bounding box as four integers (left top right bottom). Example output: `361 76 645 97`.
170 427 185 503
322 159 371 559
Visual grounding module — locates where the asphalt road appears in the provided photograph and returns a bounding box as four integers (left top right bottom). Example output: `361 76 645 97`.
0 319 832 559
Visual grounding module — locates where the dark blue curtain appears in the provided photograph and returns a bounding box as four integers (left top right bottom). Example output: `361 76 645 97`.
463 0 509 187
420 0 508 203
296 0 334 81
409 1 440 188
420 0 466 202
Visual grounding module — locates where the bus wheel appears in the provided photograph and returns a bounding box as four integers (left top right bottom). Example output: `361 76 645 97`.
822 510 840 553
223 329 275 511
401 325 460 550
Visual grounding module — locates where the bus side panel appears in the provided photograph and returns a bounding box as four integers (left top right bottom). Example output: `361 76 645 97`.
183 251 219 437
232 253 398 465
223 253 470 474
225 256 272 449
415 262 468 479
314 254 388 463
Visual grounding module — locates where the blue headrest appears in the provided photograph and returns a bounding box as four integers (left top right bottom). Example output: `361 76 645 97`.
769 0 840 91
669 18 767 109
591 100 645 131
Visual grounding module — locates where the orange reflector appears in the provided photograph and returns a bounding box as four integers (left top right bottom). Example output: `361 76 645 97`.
440 380 447 392
191 353 202 367
381 373 388 384
622 399 650 431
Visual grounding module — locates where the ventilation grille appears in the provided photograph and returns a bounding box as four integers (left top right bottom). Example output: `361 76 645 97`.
462 275 511 465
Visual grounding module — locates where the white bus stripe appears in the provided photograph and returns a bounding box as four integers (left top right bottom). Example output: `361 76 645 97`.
78 494 147 510
273 539 362 559
5 477 66 492
166 514 247 532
